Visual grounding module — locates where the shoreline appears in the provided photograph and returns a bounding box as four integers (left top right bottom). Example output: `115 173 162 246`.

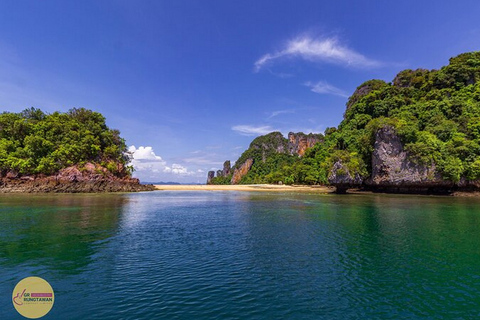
154 184 480 197
154 184 335 193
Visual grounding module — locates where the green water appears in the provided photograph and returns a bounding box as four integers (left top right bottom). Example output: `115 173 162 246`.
1 191 480 319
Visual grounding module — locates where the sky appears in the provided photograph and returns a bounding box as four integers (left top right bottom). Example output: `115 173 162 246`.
0 1 479 183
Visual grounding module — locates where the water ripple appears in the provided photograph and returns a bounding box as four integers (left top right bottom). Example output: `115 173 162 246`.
2 193 480 319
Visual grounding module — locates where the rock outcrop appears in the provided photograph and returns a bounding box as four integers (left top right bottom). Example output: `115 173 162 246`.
288 132 324 156
328 160 364 194
328 125 461 194
0 163 155 193
223 161 231 176
251 132 288 161
231 158 253 184
207 171 215 184
365 126 451 193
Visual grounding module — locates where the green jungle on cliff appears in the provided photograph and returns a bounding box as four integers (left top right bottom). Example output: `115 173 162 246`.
210 51 480 186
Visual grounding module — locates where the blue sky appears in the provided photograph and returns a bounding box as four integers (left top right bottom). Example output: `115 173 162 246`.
0 1 479 182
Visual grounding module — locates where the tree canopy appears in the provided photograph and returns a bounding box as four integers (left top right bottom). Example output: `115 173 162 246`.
0 108 131 176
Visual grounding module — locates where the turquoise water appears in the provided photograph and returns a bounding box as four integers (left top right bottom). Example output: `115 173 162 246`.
1 191 480 319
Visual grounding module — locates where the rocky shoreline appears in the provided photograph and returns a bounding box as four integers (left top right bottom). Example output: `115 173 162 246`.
0 164 155 193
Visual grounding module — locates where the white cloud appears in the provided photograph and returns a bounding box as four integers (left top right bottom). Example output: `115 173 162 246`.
163 163 194 176
128 145 199 178
128 146 167 174
304 81 349 98
128 145 164 162
232 125 275 136
254 35 381 71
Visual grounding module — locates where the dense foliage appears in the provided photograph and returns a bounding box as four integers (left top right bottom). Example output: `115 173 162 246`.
209 175 232 185
0 108 131 176
298 51 480 184
231 132 298 184
227 51 480 185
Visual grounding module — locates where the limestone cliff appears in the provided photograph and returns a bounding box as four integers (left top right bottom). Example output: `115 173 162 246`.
328 126 457 193
365 126 451 192
231 159 253 184
207 131 323 184
208 51 480 193
328 161 364 194
288 132 324 156
207 171 215 184
223 161 231 176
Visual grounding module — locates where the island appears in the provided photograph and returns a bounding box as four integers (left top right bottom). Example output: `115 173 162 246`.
208 51 480 194
0 108 154 193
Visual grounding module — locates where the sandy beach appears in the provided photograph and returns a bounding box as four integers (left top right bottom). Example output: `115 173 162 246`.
154 184 334 193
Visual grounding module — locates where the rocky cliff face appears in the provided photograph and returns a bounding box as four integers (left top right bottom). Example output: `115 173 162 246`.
328 126 459 193
0 162 155 193
250 132 288 162
231 158 253 184
207 171 215 184
288 132 323 156
223 161 231 176
328 161 364 194
365 126 450 192
207 131 323 184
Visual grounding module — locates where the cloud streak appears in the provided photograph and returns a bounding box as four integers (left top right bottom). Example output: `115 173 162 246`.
304 81 349 98
232 125 276 136
267 109 295 119
254 35 381 71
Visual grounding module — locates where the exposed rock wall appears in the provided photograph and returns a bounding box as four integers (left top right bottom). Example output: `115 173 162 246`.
287 132 323 156
0 163 155 193
207 171 215 184
365 126 450 192
222 161 231 176
328 126 459 194
328 161 364 194
231 158 253 184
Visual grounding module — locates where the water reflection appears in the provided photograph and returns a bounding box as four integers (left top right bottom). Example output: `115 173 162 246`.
238 193 480 318
0 194 127 275
2 192 480 319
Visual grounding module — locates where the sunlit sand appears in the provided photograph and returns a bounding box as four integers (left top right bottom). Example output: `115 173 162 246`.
154 184 334 193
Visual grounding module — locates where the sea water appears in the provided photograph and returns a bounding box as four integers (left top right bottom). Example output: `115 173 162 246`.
1 191 480 319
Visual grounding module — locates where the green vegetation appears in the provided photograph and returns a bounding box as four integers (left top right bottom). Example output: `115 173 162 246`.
302 51 480 184
0 108 131 176
222 51 480 185
209 175 232 185
231 132 317 184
